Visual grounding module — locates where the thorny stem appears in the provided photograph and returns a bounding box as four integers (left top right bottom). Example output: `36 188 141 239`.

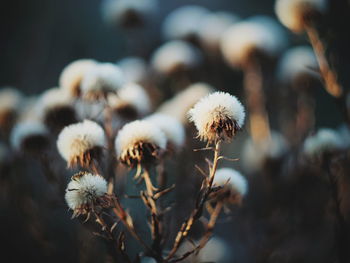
165 140 222 261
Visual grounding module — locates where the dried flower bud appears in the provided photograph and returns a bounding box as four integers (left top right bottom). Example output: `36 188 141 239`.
81 63 124 100
59 59 97 97
145 113 185 150
214 168 248 201
275 0 327 32
57 120 106 169
65 172 108 217
115 120 166 167
188 92 245 143
10 120 50 154
151 40 202 76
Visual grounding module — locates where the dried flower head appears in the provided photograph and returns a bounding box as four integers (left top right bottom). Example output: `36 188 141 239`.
242 131 288 173
198 12 240 52
57 120 106 169
0 87 23 131
145 113 185 150
115 120 166 167
10 120 50 154
81 62 124 100
151 40 202 76
108 83 151 119
37 88 77 133
59 59 97 97
303 128 343 157
65 172 108 217
157 82 213 124
188 92 245 143
102 0 157 28
277 46 318 86
214 168 248 198
220 17 287 67
275 0 327 32
117 57 148 84
162 5 209 42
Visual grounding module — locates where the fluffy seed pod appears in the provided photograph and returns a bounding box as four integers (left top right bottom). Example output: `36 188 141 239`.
303 128 343 157
151 40 202 76
162 5 209 42
277 46 318 87
214 168 248 196
37 88 77 133
145 113 185 150
108 83 151 119
188 92 245 143
115 120 166 167
157 82 214 124
242 131 288 174
117 57 148 84
0 87 23 132
220 17 287 68
57 120 106 169
59 59 97 97
101 0 157 28
65 172 109 217
10 120 50 154
198 12 240 52
275 0 327 32
81 63 124 100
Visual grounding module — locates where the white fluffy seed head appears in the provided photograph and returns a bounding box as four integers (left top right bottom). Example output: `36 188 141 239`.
275 0 327 32
108 83 151 117
81 62 124 100
198 12 240 52
151 40 202 75
115 120 166 158
101 0 157 27
214 168 248 196
57 120 106 163
157 82 214 124
197 237 231 263
59 59 97 97
0 87 22 113
145 113 185 149
65 173 107 210
162 5 209 41
242 131 288 173
10 120 49 152
277 46 318 83
220 17 287 67
188 91 245 142
303 128 343 157
117 57 148 84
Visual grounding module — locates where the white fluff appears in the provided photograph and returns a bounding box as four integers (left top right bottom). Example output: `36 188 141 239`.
162 5 210 40
220 17 287 67
81 62 124 98
303 128 343 157
117 57 148 84
36 88 74 119
65 173 108 210
197 237 231 263
57 120 106 162
145 113 185 149
275 0 327 32
115 120 166 158
242 131 288 173
0 87 22 113
108 83 151 116
59 59 96 96
214 168 248 196
157 82 214 124
198 12 240 51
151 40 202 75
188 92 245 139
277 46 318 82
102 0 157 26
10 120 49 151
